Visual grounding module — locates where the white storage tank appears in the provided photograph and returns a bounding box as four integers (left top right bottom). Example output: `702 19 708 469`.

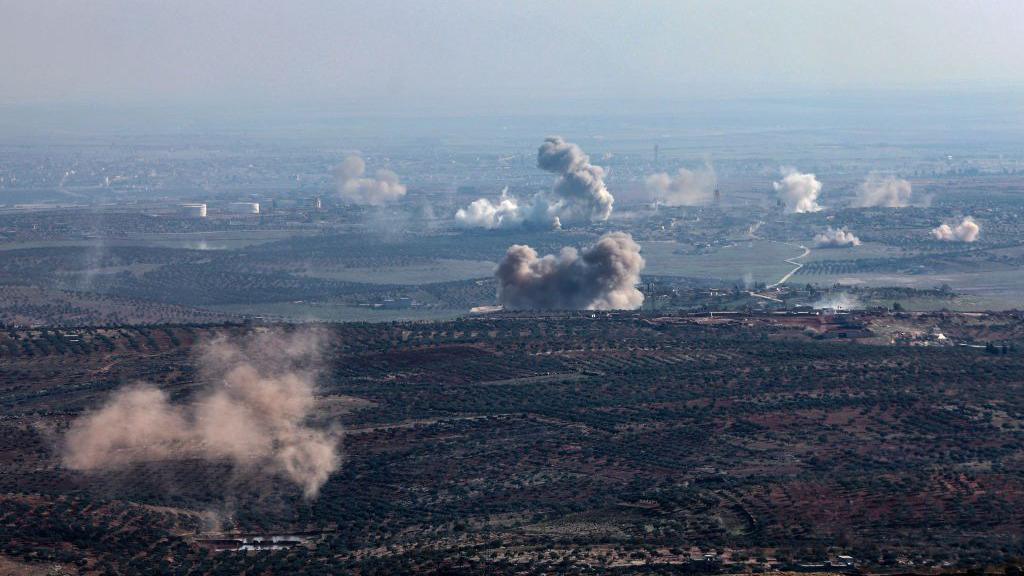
180 203 207 218
229 202 260 215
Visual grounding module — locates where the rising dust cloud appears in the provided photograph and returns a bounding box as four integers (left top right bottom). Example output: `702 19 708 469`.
62 330 341 499
932 216 980 242
334 154 407 206
854 175 914 208
814 226 862 247
645 163 718 206
495 232 645 310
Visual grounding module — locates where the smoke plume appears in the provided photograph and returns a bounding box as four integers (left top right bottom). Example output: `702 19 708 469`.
495 232 644 310
62 330 340 499
455 137 613 229
813 292 862 311
814 226 861 248
455 187 530 229
931 216 980 242
334 155 407 205
645 163 717 206
773 169 823 213
537 136 614 224
742 272 755 290
854 175 913 208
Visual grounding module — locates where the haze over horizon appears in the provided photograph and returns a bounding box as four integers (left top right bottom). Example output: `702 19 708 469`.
1 0 1022 121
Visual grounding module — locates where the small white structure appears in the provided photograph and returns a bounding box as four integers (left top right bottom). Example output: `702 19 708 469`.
832 555 855 567
228 202 260 215
180 203 207 218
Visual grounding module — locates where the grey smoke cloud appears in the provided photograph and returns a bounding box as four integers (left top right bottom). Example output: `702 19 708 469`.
334 155 407 206
495 232 644 310
62 330 340 499
645 163 718 206
455 137 613 229
932 216 980 242
773 168 823 213
854 175 913 208
814 226 861 247
536 136 614 223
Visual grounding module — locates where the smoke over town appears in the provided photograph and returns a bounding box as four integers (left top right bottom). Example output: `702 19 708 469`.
537 136 614 224
455 137 614 229
334 155 407 205
932 216 980 242
814 226 862 247
455 187 533 229
495 232 644 310
773 169 823 213
854 175 914 208
62 330 341 499
645 163 718 206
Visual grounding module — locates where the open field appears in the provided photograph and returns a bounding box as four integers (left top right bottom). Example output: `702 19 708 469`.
208 301 468 322
0 230 317 252
642 240 798 285
297 258 496 284
800 269 1024 310
803 242 906 262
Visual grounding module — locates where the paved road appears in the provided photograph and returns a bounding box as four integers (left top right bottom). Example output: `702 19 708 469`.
767 244 810 288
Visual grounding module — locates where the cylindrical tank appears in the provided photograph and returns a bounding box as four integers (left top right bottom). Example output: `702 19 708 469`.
229 202 260 214
180 203 207 218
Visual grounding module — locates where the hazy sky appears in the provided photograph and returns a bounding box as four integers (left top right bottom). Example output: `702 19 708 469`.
1 0 1022 114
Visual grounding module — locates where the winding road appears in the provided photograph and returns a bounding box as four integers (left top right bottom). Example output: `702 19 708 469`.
767 244 811 289
744 222 813 291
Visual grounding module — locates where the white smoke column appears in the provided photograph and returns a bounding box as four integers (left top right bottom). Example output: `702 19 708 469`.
454 137 613 229
495 232 644 310
645 163 718 206
62 330 341 499
773 169 823 213
854 175 913 208
454 187 527 229
813 226 862 247
813 292 862 310
932 216 980 242
334 155 407 205
742 272 755 290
